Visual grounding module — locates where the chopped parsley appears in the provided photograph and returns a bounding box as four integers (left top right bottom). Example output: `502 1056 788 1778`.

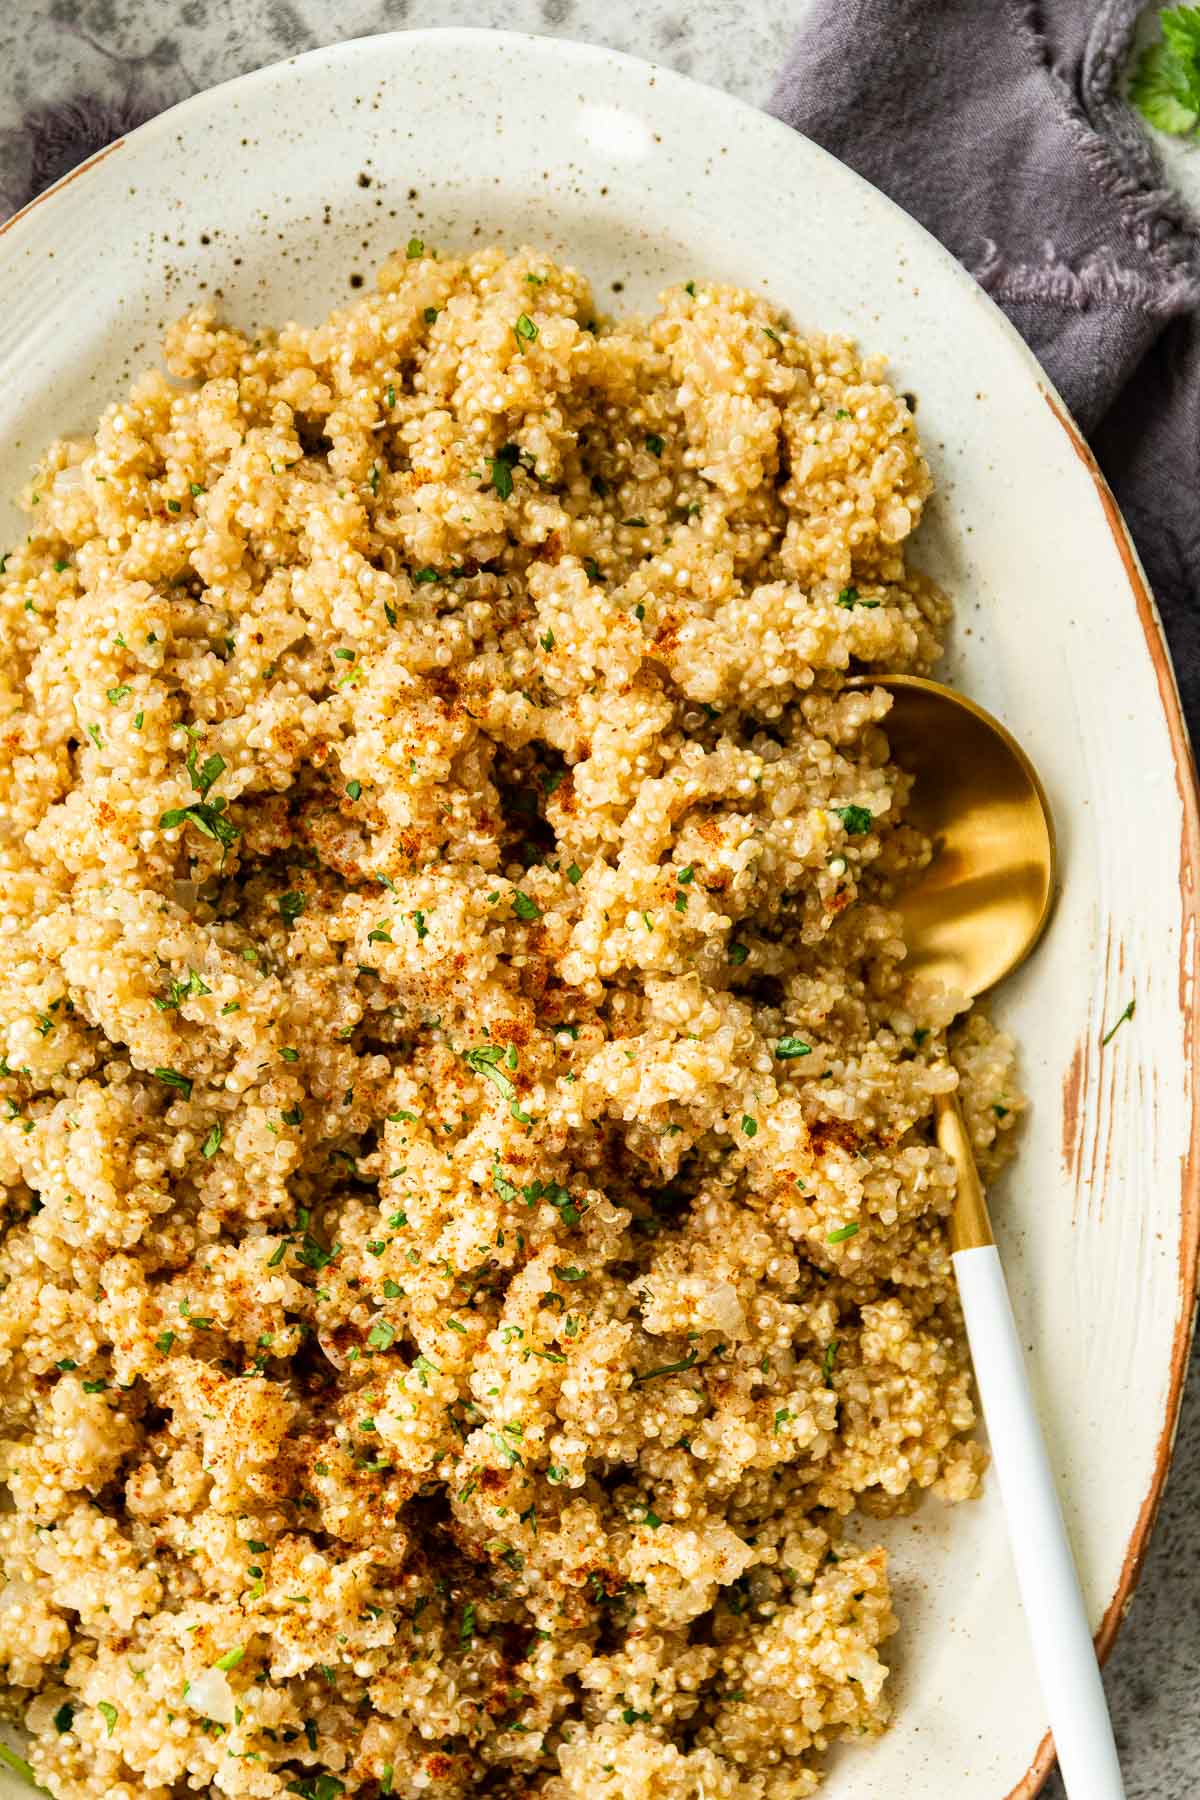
1130 7 1200 134
106 684 131 705
645 434 665 457
1101 998 1135 1046
633 1351 698 1385
200 1123 223 1159
512 890 542 921
286 1779 345 1800
97 1701 118 1738
741 1115 758 1137
159 797 239 855
155 966 211 1012
153 1068 193 1099
487 443 521 500
836 804 873 835
463 1044 528 1120
186 740 226 800
513 312 538 347
728 942 749 966
214 1646 245 1672
406 236 424 258
774 1037 812 1059
53 1702 75 1734
566 863 582 885
345 779 362 800
822 1340 839 1385
0 1748 36 1784
278 891 306 926
827 1222 860 1244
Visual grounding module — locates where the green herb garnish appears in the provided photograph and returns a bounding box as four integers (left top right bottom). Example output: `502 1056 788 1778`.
153 1068 193 1099
278 891 306 926
1101 998 1136 1046
633 1351 698 1385
487 443 520 501
159 797 239 855
1130 7 1200 134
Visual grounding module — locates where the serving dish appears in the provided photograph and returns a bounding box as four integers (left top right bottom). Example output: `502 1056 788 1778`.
0 29 1195 1798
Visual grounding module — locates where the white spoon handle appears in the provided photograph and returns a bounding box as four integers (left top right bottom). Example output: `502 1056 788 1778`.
953 1244 1126 1799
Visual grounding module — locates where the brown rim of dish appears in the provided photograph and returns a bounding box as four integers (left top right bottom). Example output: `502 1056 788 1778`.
0 138 126 240
1 129 1197 1799
1006 395 1200 1799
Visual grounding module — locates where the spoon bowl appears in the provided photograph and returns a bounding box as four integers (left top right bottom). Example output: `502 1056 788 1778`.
854 674 1057 999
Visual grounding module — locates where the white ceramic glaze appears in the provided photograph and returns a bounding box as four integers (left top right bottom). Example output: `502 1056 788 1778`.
0 30 1195 1800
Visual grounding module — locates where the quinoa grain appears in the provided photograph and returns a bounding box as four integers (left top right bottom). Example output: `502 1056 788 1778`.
0 244 1021 1799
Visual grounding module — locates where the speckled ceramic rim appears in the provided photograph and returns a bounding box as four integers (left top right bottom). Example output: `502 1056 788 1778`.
1007 397 1200 1798
1 30 1198 1797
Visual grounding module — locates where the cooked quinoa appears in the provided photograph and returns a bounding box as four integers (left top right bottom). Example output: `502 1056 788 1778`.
0 243 1022 1800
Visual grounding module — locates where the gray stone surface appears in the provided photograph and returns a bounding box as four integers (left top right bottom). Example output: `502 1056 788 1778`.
0 1 1196 1792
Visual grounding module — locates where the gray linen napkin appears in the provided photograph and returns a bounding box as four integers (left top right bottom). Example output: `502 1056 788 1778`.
772 0 1200 737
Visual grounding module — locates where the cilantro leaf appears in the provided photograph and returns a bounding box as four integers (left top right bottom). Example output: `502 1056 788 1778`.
1130 11 1200 134
836 804 873 836
160 798 240 856
487 444 520 501
187 740 226 800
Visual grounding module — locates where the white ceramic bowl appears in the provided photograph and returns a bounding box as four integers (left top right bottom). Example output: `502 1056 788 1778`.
0 30 1196 1800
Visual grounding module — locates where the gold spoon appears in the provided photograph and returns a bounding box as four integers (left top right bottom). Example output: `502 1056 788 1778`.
865 673 1055 1251
855 674 1124 1799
